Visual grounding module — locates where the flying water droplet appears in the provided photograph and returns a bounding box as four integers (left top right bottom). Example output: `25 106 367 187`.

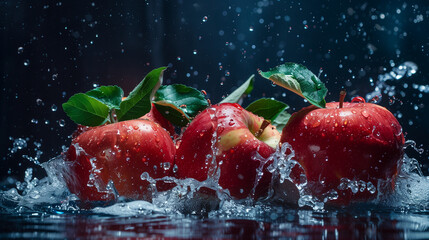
58 119 65 127
36 99 44 106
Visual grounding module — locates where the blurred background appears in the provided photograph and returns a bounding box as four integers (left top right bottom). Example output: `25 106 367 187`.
1 0 428 182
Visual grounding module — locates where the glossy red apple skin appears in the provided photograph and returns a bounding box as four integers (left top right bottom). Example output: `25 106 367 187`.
141 103 176 137
281 102 405 204
72 104 175 139
64 119 175 201
175 103 281 199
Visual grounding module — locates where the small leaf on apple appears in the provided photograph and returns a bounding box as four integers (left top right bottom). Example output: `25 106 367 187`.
86 85 124 110
116 67 167 121
62 93 110 126
153 84 209 127
271 110 291 132
259 63 328 108
245 98 289 121
220 74 255 104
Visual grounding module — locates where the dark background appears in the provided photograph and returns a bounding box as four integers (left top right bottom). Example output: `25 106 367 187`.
1 0 428 181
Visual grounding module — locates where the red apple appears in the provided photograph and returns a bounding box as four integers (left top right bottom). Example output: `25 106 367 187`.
281 99 405 204
64 119 176 201
175 103 281 199
71 103 175 139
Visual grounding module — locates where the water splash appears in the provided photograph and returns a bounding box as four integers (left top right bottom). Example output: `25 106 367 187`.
366 61 418 102
1 141 429 216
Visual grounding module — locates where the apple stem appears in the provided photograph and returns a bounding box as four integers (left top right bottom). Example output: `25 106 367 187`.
339 89 347 108
255 119 271 138
109 109 118 123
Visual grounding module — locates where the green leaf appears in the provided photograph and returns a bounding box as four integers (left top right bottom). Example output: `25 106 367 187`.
62 93 110 126
220 75 255 104
86 85 124 109
154 84 209 127
271 110 291 132
245 98 289 121
116 67 167 121
259 63 328 108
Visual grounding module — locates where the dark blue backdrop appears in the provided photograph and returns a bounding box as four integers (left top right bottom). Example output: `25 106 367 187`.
1 0 428 181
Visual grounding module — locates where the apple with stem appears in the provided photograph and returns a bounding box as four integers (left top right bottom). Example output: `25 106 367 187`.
64 119 175 201
281 91 405 204
175 103 281 199
259 62 405 205
62 67 211 202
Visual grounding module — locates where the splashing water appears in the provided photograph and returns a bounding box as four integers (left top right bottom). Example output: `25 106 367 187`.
2 138 428 218
366 61 418 102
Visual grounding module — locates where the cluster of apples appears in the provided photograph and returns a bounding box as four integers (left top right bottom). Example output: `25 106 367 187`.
62 63 405 205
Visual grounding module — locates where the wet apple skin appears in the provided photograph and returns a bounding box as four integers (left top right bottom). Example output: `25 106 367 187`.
281 102 405 204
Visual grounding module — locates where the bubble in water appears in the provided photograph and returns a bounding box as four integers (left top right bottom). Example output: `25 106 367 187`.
31 119 38 124
249 26 254 31
17 47 24 54
52 73 58 81
193 49 198 55
51 104 58 112
202 16 208 22
367 182 376 194
23 60 30 66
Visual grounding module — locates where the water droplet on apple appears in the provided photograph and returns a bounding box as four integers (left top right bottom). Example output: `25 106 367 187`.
172 164 178 173
312 121 320 128
140 172 149 180
361 111 369 118
162 162 171 171
351 96 366 103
